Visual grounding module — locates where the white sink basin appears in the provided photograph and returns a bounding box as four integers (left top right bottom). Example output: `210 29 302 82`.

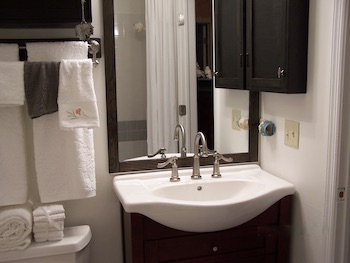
113 164 295 232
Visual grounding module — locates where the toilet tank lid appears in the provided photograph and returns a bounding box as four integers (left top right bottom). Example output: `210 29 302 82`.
0 225 92 262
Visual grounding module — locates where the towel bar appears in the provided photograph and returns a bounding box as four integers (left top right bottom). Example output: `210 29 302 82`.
1 38 101 67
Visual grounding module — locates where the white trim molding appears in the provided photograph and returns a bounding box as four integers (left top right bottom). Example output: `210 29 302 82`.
322 0 349 262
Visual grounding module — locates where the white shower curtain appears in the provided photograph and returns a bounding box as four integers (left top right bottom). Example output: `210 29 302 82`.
146 0 197 155
146 0 178 154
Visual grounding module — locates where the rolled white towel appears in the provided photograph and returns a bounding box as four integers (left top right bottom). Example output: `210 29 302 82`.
0 205 32 252
34 230 64 243
33 204 65 217
33 220 64 233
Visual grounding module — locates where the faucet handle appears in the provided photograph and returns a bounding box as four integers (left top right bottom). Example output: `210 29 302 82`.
212 152 233 178
157 156 180 182
148 148 167 159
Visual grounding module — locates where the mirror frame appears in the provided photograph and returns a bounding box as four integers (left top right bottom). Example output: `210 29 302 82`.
102 0 259 173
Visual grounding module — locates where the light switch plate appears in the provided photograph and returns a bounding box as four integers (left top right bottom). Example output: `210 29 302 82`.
284 120 300 149
232 109 241 131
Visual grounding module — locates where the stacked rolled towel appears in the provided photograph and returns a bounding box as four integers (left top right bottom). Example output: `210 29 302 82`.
32 204 65 242
0 205 32 252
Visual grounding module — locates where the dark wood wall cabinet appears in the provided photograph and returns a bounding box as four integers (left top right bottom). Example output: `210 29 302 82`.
215 0 309 93
0 0 92 28
122 195 293 263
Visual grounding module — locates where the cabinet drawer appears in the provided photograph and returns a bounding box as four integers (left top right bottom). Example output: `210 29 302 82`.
146 227 277 262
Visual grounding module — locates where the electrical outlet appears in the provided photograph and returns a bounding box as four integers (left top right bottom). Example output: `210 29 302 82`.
232 109 241 131
284 120 300 149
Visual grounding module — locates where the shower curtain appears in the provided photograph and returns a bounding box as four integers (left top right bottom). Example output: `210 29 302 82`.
146 0 178 154
146 0 197 155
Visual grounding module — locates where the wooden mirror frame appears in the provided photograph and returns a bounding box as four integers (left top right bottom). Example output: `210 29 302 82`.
102 0 259 173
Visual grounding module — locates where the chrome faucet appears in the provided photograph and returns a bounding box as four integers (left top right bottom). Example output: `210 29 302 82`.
174 124 187 158
191 132 209 179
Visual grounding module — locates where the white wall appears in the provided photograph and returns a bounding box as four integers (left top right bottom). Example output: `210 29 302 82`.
0 1 124 262
260 0 334 262
214 89 249 153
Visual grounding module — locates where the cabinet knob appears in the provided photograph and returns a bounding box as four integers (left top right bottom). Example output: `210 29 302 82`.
277 67 285 79
212 246 218 252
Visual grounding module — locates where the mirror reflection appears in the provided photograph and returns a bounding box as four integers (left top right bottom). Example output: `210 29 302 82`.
113 0 249 162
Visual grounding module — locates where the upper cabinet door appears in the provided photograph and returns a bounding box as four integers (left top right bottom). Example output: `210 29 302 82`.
214 0 309 93
215 0 245 89
246 0 309 93
0 0 92 28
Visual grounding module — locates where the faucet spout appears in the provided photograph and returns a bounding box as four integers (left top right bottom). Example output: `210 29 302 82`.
174 124 186 158
192 132 208 179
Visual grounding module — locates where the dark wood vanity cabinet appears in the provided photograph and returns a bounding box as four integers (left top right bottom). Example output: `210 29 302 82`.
122 195 293 263
214 0 309 93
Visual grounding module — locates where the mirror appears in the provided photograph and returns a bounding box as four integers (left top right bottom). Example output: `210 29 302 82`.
103 0 259 173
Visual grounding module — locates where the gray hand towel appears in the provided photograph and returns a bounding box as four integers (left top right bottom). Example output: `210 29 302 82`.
24 62 60 118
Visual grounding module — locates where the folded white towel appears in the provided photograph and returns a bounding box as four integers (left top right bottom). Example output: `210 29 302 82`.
0 43 19 62
0 205 32 252
26 41 89 62
33 204 65 217
33 213 66 223
58 59 99 129
34 230 64 243
0 107 28 206
27 42 97 203
33 220 64 233
0 62 25 106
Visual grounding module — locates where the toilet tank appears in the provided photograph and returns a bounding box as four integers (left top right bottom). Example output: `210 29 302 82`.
0 225 92 263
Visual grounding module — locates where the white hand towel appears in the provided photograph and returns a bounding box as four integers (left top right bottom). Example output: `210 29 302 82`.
0 205 32 252
34 230 64 242
33 204 65 217
0 62 25 106
33 213 65 223
26 41 88 62
27 42 97 203
0 43 19 62
33 220 64 233
58 59 100 129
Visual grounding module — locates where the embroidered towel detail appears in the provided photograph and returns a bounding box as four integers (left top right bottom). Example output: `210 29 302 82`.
0 43 19 62
58 59 100 129
24 62 60 118
0 62 25 106
26 41 89 62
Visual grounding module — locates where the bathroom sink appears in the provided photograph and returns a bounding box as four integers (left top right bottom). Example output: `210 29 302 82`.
113 164 295 232
152 180 263 202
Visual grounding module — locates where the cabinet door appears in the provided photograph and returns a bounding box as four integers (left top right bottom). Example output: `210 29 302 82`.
214 0 245 89
246 0 287 92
